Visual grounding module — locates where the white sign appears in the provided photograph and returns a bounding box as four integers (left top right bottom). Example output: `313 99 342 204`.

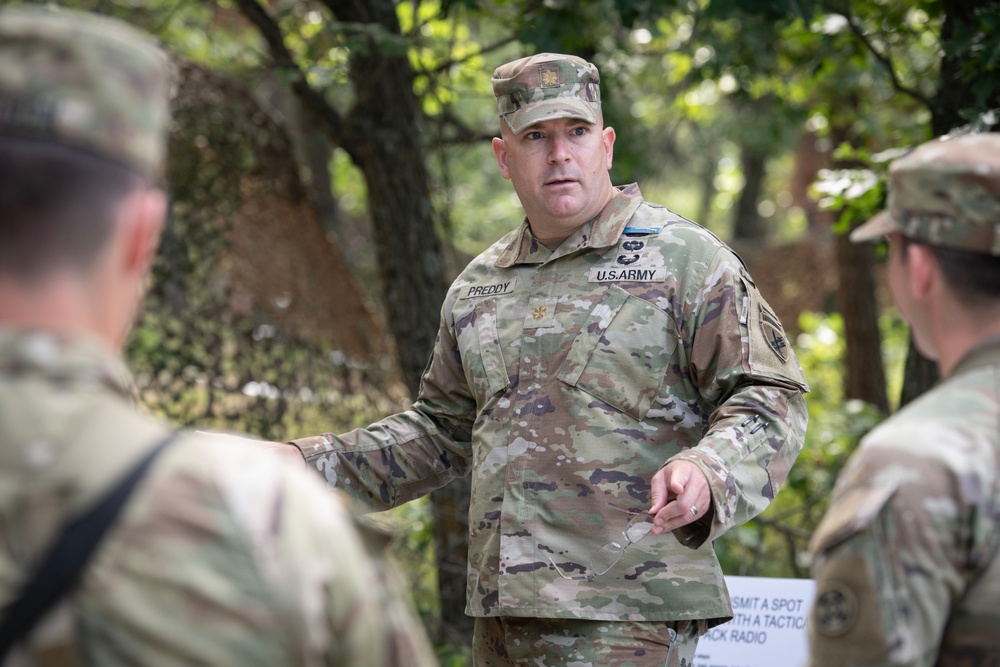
692 576 816 667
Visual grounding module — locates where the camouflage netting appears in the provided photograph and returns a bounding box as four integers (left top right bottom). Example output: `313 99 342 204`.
128 58 407 440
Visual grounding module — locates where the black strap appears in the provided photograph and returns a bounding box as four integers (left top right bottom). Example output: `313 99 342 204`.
0 432 176 658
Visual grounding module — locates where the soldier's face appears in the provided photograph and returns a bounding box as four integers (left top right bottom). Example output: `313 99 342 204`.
493 116 616 240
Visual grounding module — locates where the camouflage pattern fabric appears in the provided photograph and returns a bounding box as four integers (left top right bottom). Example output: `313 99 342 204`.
807 335 1000 666
0 330 437 667
850 133 1000 256
492 53 601 134
292 184 809 625
472 616 702 667
0 4 170 178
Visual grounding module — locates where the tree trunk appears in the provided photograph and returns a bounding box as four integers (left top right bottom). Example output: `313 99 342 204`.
323 0 474 646
731 145 768 243
835 233 889 413
828 122 889 415
237 0 474 646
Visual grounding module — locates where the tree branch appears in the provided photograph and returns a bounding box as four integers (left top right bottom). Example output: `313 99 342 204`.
231 0 357 157
822 1 934 109
420 34 521 77
432 108 498 144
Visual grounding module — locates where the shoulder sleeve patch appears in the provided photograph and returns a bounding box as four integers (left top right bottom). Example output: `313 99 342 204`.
739 274 808 390
809 553 891 666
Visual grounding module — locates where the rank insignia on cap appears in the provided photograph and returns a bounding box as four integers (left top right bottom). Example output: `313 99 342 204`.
760 309 788 363
813 582 858 636
539 66 560 87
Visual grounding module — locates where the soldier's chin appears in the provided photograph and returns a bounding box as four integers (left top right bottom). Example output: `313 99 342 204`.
912 333 938 361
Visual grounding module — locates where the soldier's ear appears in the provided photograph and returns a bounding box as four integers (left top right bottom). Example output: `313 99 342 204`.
120 186 167 278
493 137 511 180
602 126 615 170
905 241 937 299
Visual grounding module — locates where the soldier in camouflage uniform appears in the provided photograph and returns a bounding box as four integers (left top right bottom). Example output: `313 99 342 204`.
0 5 437 666
268 53 809 666
808 133 1000 665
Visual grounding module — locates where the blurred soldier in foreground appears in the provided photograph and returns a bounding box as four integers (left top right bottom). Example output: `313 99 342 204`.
808 133 1000 665
246 52 809 666
0 5 436 666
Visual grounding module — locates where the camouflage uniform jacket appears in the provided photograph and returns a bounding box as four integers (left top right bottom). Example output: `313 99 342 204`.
808 335 1000 666
0 330 436 667
293 184 809 623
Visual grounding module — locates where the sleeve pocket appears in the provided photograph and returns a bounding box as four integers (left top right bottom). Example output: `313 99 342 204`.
453 297 510 404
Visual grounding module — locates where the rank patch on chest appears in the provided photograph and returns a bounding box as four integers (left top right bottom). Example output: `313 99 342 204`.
462 279 516 299
588 267 666 283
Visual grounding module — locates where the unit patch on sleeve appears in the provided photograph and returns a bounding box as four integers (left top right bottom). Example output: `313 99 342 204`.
759 308 789 363
813 582 858 636
740 275 807 388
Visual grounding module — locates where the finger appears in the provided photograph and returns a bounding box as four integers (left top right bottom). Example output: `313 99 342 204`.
651 484 708 534
650 500 690 534
649 469 671 515
669 467 689 495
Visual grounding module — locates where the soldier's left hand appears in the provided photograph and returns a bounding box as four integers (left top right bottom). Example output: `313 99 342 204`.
648 460 711 535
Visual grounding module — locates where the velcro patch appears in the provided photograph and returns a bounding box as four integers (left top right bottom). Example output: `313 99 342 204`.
462 279 516 299
740 275 807 388
588 267 666 283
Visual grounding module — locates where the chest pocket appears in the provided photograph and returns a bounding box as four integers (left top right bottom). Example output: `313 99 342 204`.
558 285 676 420
453 296 510 405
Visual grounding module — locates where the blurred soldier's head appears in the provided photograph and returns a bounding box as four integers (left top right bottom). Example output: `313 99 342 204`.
852 133 1000 364
0 4 171 347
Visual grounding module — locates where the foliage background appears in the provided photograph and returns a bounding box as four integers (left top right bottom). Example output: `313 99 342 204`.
5 0 998 661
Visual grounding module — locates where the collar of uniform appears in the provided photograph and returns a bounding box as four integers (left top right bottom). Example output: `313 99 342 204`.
0 329 134 398
948 332 1000 379
496 183 644 268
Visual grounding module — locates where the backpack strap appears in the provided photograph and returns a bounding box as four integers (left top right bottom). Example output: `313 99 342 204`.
0 431 177 658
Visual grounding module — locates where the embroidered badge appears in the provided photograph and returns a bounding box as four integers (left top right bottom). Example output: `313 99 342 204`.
461 279 516 299
588 267 667 283
622 239 645 252
617 254 640 265
539 66 560 87
532 306 548 320
760 309 789 363
813 582 858 637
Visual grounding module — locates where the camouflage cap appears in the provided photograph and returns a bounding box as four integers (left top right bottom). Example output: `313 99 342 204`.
851 133 1000 256
492 53 601 134
0 4 171 179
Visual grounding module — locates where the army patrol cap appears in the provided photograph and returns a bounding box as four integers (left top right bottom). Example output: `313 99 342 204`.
0 4 171 179
851 133 1000 256
492 53 601 134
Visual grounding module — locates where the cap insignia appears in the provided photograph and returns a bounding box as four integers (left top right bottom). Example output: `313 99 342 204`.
539 66 560 87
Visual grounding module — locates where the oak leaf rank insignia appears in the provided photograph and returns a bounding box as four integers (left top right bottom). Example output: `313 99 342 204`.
539 67 560 87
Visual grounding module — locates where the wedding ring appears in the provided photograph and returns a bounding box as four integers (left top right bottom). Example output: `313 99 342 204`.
690 505 699 517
